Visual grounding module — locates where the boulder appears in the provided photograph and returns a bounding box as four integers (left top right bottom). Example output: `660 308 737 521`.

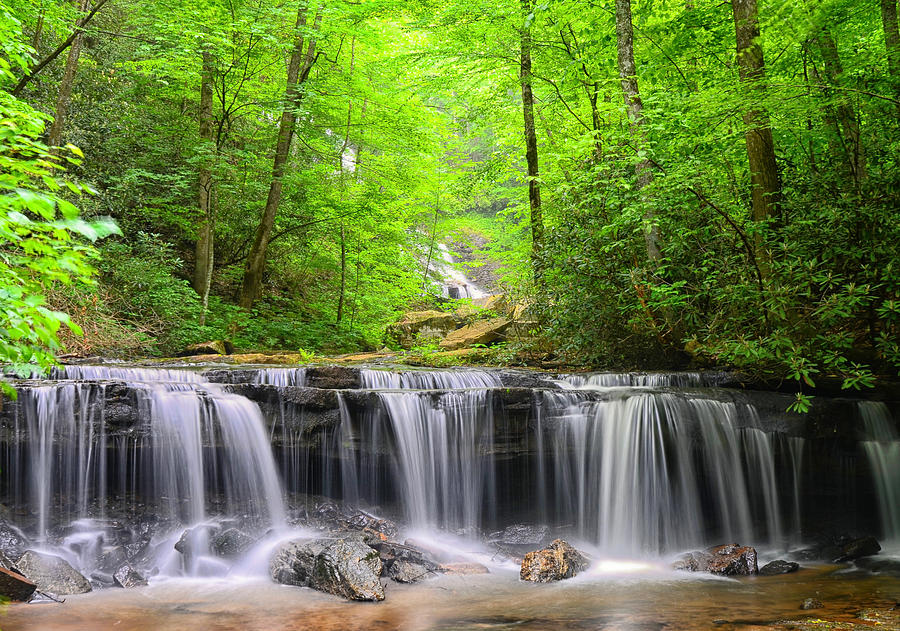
370 541 440 584
387 311 459 349
0 566 36 601
174 524 219 560
270 538 384 601
0 550 17 571
0 521 28 559
439 317 511 351
211 528 255 558
388 560 433 584
835 536 881 562
759 560 800 576
801 598 824 610
794 534 881 563
16 550 92 595
473 295 512 317
180 340 233 356
855 556 900 577
520 539 589 583
672 544 758 576
98 546 129 573
488 524 551 553
113 564 147 588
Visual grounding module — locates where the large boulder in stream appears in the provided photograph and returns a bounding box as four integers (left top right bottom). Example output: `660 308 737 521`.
270 538 384 601
672 543 758 576
387 311 459 348
520 539 589 582
113 564 147 588
369 540 441 584
759 560 800 576
16 550 92 595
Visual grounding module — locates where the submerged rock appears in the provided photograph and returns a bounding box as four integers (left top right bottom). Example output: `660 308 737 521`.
673 544 758 576
16 550 92 595
795 534 882 563
270 538 384 601
759 560 800 576
0 566 36 601
439 562 489 575
801 598 824 610
520 539 588 582
113 564 147 588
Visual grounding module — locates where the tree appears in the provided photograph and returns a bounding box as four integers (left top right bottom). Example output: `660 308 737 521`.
519 0 544 278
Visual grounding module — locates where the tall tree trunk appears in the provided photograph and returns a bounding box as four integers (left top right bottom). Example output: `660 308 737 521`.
239 6 321 309
32 8 45 51
47 0 89 149
336 223 346 323
615 0 660 262
520 0 544 279
880 0 900 114
731 0 780 222
194 50 216 324
815 31 867 188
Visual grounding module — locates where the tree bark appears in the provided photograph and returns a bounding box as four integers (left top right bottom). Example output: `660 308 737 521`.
815 31 867 187
336 223 346 323
520 0 544 278
880 0 900 114
47 0 90 149
239 6 321 309
615 0 660 262
194 50 216 317
731 0 780 222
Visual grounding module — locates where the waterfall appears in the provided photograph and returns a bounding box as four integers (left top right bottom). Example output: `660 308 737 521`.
252 367 307 387
361 368 502 390
860 401 900 541
5 367 286 571
556 371 728 389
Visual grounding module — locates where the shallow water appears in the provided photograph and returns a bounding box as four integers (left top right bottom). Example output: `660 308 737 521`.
3 565 898 631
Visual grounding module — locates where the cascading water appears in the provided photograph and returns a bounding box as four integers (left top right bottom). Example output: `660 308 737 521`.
860 401 900 542
252 367 307 387
3 366 286 579
360 368 502 389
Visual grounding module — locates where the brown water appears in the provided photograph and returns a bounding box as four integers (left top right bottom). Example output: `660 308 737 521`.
2 565 898 631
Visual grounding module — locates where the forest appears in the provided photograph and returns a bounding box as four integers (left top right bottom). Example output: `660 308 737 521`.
2 0 899 404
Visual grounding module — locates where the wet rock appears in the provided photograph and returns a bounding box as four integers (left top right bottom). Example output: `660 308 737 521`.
304 366 362 390
16 550 92 595
179 340 233 356
520 539 589 582
90 571 115 587
801 598 824 610
174 524 220 561
835 536 881 562
370 541 440 584
439 562 489 575
759 560 800 576
672 544 758 576
488 524 551 550
0 549 17 571
855 556 900 577
270 538 384 601
387 311 459 349
439 317 511 351
0 521 28 559
98 546 129 573
310 499 398 540
0 566 36 601
113 564 147 588
211 528 255 558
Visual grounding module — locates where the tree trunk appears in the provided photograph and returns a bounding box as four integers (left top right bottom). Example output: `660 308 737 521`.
615 0 660 262
731 0 780 222
239 6 321 309
47 0 89 149
194 50 215 306
815 31 867 187
336 223 346 323
880 0 900 114
520 0 544 278
32 9 45 51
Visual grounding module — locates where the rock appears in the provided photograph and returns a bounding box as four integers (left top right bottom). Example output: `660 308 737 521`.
98 546 129 573
759 560 800 576
370 541 440 584
16 550 92 595
113 564 147 588
174 524 219 560
835 536 881 562
488 524 551 554
0 549 17 571
855 557 900 577
439 317 511 351
180 340 233 356
520 539 589 583
0 521 28 559
672 544 758 576
801 598 824 610
473 295 513 317
387 311 459 349
439 562 490 575
211 528 255 558
270 538 384 601
0 566 36 601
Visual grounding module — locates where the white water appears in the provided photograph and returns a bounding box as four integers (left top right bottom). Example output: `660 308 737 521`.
860 401 900 542
361 368 502 390
435 243 487 299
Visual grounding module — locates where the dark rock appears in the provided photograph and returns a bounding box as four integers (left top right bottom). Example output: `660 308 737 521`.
98 546 129 573
179 340 233 356
174 525 220 561
0 549 17 571
370 541 440 584
113 564 147 588
211 528 255 558
0 566 36 601
270 538 384 601
835 536 881 562
673 544 758 576
855 556 900 577
759 560 800 576
16 550 92 595
801 598 824 610
388 560 433 583
305 366 361 390
520 539 589 582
